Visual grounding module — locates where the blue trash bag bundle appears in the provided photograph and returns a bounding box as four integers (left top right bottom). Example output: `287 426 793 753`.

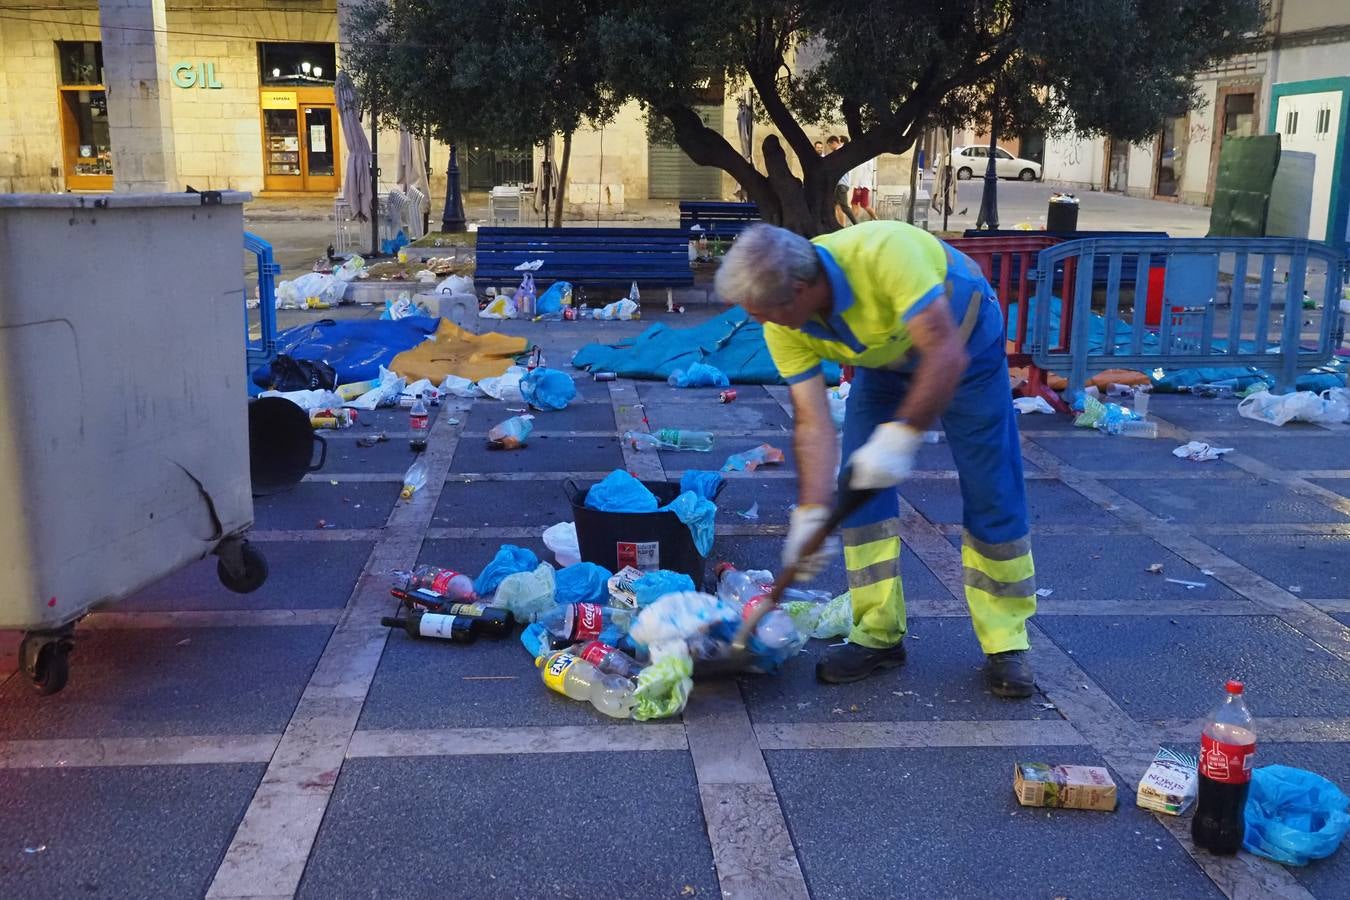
535 281 572 317
633 570 696 607
473 544 540 597
554 562 613 605
680 470 725 501
661 491 717 557
584 470 659 513
668 362 731 388
1243 764 1350 866
520 367 577 411
252 316 439 388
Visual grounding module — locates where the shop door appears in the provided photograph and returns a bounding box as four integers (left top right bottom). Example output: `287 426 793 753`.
648 104 724 199
302 105 340 193
1106 139 1129 192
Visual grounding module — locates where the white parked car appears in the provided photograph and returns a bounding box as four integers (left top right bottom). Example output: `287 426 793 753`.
944 146 1042 181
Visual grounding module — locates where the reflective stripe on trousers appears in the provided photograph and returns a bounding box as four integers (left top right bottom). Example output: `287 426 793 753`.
838 334 1036 653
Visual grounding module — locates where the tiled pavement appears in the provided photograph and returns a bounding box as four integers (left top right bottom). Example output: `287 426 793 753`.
2 311 1348 899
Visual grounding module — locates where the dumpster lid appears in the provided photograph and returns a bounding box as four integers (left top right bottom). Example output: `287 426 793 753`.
0 191 252 209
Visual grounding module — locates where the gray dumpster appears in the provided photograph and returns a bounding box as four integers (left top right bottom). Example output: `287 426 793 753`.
0 191 267 694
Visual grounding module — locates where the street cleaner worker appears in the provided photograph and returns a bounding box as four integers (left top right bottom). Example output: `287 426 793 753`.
715 221 1036 697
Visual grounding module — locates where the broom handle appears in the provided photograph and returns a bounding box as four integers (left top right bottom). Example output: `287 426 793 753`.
730 482 878 649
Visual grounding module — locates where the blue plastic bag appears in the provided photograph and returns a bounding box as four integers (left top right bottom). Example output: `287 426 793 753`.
520 367 577 411
535 281 572 316
1243 764 1350 866
660 490 717 557
633 570 696 607
668 362 731 388
584 470 658 512
679 470 724 501
555 562 613 605
473 544 540 597
520 621 552 658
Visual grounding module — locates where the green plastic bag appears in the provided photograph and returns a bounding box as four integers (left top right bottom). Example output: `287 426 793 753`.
632 652 694 721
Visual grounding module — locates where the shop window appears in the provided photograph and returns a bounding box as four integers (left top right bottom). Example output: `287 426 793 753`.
57 41 111 188
1285 109 1299 135
1315 108 1331 137
259 43 336 86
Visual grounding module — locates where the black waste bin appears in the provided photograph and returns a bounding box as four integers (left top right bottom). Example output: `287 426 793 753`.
564 478 723 582
1046 194 1080 232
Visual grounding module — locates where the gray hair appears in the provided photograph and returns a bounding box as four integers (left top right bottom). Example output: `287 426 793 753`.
714 223 820 309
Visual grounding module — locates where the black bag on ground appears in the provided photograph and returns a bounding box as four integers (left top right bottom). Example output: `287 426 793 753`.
268 354 337 392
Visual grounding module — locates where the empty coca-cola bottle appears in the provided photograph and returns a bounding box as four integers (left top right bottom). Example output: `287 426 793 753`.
1192 679 1256 855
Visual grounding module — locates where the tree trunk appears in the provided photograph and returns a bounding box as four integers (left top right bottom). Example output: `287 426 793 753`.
541 136 553 224
553 131 572 229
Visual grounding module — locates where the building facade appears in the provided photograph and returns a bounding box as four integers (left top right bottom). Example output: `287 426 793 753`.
1039 0 1349 246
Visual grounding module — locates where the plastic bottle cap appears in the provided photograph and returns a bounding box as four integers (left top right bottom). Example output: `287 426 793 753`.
1225 679 1244 694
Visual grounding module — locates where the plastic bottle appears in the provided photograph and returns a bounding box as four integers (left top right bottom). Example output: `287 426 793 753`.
1118 419 1159 439
1192 680 1257 855
401 458 428 500
576 639 643 679
381 610 475 643
715 562 767 606
400 566 477 600
409 391 429 452
487 414 534 450
740 594 801 653
531 602 633 643
623 429 713 452
535 649 635 718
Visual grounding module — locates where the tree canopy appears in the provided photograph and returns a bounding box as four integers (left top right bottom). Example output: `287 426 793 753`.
347 0 1267 234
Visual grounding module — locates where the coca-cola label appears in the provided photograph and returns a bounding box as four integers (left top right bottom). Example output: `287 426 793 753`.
1200 734 1255 784
430 570 462 594
411 414 428 430
616 540 660 571
542 652 576 694
571 603 603 640
581 641 613 667
417 613 460 640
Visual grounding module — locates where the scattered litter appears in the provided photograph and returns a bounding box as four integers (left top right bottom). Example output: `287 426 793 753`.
667 363 731 389
401 458 429 499
1147 563 1164 574
23 845 46 854
1172 441 1234 462
1238 389 1350 427
356 433 389 448
1013 396 1056 415
1035 702 1057 711
1137 747 1198 816
722 444 785 472
487 414 534 450
1165 577 1206 589
1015 763 1117 811
1201 569 1215 576
520 368 576 410
1035 588 1053 597
738 502 760 520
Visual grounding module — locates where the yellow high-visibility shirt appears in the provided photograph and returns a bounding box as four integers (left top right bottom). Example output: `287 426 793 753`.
764 221 999 383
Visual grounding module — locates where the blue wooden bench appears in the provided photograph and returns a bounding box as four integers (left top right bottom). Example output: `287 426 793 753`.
474 228 693 302
679 201 760 239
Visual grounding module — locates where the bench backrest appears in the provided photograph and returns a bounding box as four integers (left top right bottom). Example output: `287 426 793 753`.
474 227 693 287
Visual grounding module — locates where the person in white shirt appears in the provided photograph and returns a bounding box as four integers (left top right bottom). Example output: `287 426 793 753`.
849 154 877 221
826 135 856 226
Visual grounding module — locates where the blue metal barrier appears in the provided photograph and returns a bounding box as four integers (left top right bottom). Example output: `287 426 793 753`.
243 231 279 381
1029 237 1345 394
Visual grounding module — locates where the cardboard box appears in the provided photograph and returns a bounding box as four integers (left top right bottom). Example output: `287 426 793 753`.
1136 748 1198 815
1014 763 1118 812
607 565 644 610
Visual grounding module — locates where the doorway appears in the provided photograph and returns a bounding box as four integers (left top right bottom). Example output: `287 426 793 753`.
1105 138 1129 192
1206 88 1257 205
56 41 111 190
260 91 341 192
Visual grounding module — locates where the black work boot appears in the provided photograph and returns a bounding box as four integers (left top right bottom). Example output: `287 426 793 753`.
816 641 907 684
984 650 1035 698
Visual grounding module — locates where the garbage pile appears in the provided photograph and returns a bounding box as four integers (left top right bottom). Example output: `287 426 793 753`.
481 273 642 322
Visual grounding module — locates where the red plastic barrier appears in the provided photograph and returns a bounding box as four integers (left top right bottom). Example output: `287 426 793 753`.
947 236 1070 411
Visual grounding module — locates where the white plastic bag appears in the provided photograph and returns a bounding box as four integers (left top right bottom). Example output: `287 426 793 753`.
276 272 344 308
828 381 850 430
542 522 581 567
346 365 405 411
259 388 345 415
438 374 483 398
1172 441 1234 462
1014 396 1056 415
1238 390 1350 427
436 274 474 295
630 591 739 662
335 254 366 282
476 366 526 402
596 298 639 320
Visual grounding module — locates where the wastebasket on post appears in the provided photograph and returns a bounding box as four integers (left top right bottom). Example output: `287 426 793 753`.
0 191 268 694
1046 192 1080 232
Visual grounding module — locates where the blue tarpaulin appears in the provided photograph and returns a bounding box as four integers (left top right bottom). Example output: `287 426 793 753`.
251 317 438 388
572 307 840 384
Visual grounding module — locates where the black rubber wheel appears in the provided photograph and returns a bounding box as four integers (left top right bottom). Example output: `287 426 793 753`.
1019 168 1037 181
956 167 973 181
31 642 70 695
217 542 269 594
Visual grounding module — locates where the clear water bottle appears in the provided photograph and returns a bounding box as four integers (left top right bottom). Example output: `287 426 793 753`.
536 649 635 718
577 640 643 679
715 562 766 606
401 458 428 499
1192 679 1257 855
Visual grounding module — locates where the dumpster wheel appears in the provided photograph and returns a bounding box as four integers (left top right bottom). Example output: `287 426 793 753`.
20 629 73 695
216 540 269 594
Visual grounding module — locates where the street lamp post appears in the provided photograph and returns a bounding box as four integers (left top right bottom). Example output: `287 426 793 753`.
976 82 1000 231
441 144 466 233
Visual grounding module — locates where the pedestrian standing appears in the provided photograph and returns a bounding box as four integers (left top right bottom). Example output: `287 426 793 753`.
826 136 856 226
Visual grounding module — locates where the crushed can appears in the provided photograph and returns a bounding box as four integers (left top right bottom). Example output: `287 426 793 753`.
718 389 737 403
593 371 617 382
563 307 577 321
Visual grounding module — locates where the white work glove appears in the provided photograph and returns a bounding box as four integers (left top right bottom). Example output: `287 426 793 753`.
847 421 922 490
783 504 835 582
